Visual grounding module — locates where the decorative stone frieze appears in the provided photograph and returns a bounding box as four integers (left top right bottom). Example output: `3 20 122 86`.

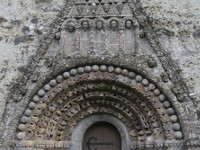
15 64 184 148
1 0 199 150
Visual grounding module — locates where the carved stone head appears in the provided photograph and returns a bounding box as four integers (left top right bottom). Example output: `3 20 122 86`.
125 19 133 29
96 20 104 30
110 20 118 31
66 21 75 32
82 21 90 31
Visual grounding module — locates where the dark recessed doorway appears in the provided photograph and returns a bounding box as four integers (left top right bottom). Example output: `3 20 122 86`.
83 122 121 150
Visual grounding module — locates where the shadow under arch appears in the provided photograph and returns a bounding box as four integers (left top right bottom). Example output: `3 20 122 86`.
71 113 131 150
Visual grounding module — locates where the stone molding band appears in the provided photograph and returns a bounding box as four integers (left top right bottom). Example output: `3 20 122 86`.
15 64 183 147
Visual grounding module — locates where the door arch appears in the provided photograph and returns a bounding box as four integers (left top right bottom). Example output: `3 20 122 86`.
83 122 121 150
14 64 184 149
70 114 131 150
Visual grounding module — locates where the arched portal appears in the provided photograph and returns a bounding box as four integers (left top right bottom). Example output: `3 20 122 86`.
83 122 121 150
1 0 198 149
71 114 131 150
14 64 184 149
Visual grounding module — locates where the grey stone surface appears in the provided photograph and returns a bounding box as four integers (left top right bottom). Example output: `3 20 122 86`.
0 0 199 149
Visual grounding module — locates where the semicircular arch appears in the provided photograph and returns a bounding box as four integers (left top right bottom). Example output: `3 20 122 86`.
14 64 186 148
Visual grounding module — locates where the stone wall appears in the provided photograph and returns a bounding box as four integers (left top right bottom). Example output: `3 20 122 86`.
0 0 65 121
0 0 200 149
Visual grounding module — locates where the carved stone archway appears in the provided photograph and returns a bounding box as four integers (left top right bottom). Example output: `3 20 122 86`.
14 64 184 149
1 0 198 149
71 114 131 150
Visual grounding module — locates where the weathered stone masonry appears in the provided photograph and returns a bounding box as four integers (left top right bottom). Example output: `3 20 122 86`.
0 0 200 149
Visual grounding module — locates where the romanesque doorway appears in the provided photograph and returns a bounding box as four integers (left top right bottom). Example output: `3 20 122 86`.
1 0 195 149
83 122 121 150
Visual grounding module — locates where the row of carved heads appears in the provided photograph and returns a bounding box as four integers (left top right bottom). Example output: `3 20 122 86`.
64 19 136 32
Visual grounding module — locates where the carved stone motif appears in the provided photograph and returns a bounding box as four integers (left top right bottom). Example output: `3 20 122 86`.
139 30 145 38
59 16 139 58
56 0 141 59
103 3 110 13
66 21 76 33
96 20 104 30
110 20 118 31
74 0 132 17
81 20 90 31
161 72 169 82
14 64 184 149
3 0 197 149
125 19 133 30
147 57 157 68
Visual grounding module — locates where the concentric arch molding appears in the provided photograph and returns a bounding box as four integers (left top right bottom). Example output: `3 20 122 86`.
8 64 187 149
71 114 132 150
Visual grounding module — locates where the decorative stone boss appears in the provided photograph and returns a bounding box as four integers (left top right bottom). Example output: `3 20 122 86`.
65 19 135 32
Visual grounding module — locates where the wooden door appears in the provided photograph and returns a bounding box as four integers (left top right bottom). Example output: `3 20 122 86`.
83 122 121 150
